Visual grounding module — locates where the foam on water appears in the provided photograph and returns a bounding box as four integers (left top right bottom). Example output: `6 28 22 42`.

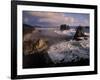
48 38 89 64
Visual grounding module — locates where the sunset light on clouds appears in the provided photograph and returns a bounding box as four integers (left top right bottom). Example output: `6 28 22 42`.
23 11 90 27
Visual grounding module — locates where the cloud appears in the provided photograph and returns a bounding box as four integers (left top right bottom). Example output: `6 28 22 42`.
24 11 89 27
24 17 29 23
28 11 76 26
73 18 89 26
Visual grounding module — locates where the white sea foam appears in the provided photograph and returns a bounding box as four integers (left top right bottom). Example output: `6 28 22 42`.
54 29 76 36
48 38 89 64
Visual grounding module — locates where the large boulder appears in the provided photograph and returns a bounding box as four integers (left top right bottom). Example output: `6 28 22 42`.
60 24 70 31
23 38 53 68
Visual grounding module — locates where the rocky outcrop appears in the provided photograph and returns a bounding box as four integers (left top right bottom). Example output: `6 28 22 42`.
23 50 53 68
60 24 70 31
33 38 48 53
73 26 88 40
23 38 48 55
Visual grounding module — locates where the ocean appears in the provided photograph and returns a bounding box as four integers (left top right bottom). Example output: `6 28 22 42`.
23 26 90 68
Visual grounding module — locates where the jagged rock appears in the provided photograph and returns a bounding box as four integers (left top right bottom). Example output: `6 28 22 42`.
23 38 48 55
60 24 70 31
73 26 86 40
34 38 48 53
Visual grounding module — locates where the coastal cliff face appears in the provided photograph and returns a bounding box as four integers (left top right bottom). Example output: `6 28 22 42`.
23 24 89 68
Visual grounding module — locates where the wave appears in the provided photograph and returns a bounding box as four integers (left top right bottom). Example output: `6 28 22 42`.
48 38 89 64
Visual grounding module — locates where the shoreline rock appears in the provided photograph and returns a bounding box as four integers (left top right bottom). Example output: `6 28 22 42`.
73 26 88 40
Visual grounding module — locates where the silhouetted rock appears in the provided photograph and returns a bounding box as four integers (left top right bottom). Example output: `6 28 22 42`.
60 24 70 31
23 51 54 68
73 26 86 40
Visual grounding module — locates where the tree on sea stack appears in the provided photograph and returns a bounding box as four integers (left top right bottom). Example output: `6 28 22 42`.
60 24 70 31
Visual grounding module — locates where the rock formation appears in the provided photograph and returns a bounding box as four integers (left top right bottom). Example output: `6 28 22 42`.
23 38 48 55
73 26 87 40
60 24 70 31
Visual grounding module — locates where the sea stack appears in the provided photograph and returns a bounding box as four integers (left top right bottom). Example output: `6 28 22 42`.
73 26 85 40
60 24 70 31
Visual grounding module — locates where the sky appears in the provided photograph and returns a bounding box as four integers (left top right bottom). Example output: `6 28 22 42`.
23 11 90 27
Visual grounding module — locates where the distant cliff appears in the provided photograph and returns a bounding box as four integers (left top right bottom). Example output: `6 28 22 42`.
23 24 35 35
